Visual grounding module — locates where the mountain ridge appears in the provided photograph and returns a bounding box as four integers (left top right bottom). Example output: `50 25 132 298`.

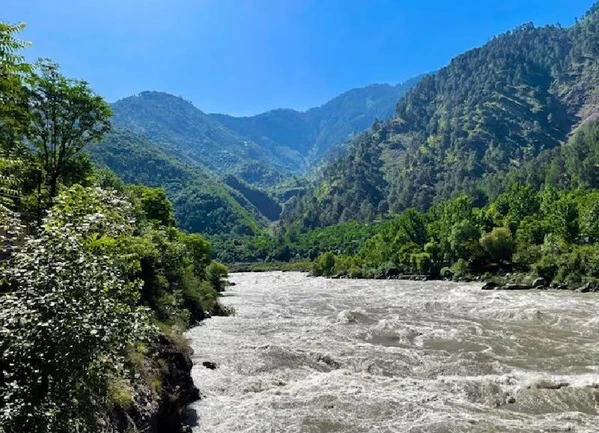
210 76 426 166
282 3 599 229
108 75 425 187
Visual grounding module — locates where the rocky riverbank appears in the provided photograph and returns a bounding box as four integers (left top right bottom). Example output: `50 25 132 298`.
482 278 599 293
110 333 200 433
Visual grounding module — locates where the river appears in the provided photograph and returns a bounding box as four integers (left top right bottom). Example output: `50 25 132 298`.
186 272 599 433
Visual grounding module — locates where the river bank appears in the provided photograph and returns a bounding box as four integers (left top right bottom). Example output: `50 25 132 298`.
228 261 599 294
110 333 199 433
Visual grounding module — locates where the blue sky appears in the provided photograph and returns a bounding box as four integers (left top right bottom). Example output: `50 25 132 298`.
3 0 596 115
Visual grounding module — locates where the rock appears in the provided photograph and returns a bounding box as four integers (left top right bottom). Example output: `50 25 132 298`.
110 333 201 433
316 354 341 369
533 277 548 288
557 284 570 290
501 283 533 291
385 267 400 278
535 381 569 390
576 283 598 293
481 282 500 291
506 396 516 404
534 285 548 290
202 361 218 370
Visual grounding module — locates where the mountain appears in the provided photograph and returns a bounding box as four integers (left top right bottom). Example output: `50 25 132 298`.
109 77 424 188
110 92 295 182
87 129 271 236
100 76 425 236
283 3 599 228
211 76 425 167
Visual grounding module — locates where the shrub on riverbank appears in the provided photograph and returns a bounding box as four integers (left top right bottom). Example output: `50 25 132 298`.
0 185 227 432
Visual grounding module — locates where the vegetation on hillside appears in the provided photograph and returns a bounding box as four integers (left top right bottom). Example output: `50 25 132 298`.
283 5 599 228
88 129 268 236
0 21 229 433
312 180 599 288
110 91 290 179
211 76 425 168
223 118 599 287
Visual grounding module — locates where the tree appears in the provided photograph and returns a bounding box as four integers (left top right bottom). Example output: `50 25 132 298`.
206 261 229 292
480 227 515 262
27 60 111 199
0 187 152 433
128 185 176 227
449 220 481 262
0 21 31 152
312 252 336 276
0 22 31 210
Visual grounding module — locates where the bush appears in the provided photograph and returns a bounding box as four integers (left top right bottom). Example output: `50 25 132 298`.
312 252 336 276
480 227 514 262
207 261 229 292
0 188 153 433
450 259 470 279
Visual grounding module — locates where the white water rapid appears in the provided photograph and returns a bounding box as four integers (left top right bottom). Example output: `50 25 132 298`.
186 272 599 433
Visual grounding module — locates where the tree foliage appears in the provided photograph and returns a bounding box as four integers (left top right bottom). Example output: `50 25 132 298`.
27 60 112 199
0 188 151 433
283 5 599 228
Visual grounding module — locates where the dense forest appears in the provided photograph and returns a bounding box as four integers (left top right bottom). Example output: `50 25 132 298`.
87 129 270 236
219 2 599 289
224 120 599 288
0 22 230 433
211 76 425 168
108 78 424 188
87 76 426 240
283 3 599 228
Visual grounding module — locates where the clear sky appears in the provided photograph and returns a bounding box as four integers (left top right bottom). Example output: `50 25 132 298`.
3 0 596 115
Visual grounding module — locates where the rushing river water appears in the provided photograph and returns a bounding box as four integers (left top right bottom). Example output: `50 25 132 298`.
186 272 599 433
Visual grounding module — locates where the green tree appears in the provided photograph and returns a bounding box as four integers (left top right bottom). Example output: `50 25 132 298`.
0 187 152 433
449 220 481 262
128 185 176 227
479 227 514 262
0 21 30 152
312 252 337 276
206 261 229 292
27 60 111 199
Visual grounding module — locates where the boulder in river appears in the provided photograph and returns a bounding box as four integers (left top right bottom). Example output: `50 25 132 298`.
202 361 218 370
533 277 548 288
576 282 598 293
535 381 570 390
501 283 533 291
481 282 500 290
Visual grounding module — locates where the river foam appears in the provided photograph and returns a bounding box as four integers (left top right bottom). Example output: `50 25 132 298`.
186 272 599 433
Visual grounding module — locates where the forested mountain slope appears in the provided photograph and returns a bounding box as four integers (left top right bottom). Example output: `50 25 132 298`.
109 77 424 188
88 129 270 236
110 92 295 180
211 76 424 167
103 77 425 232
283 3 599 228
